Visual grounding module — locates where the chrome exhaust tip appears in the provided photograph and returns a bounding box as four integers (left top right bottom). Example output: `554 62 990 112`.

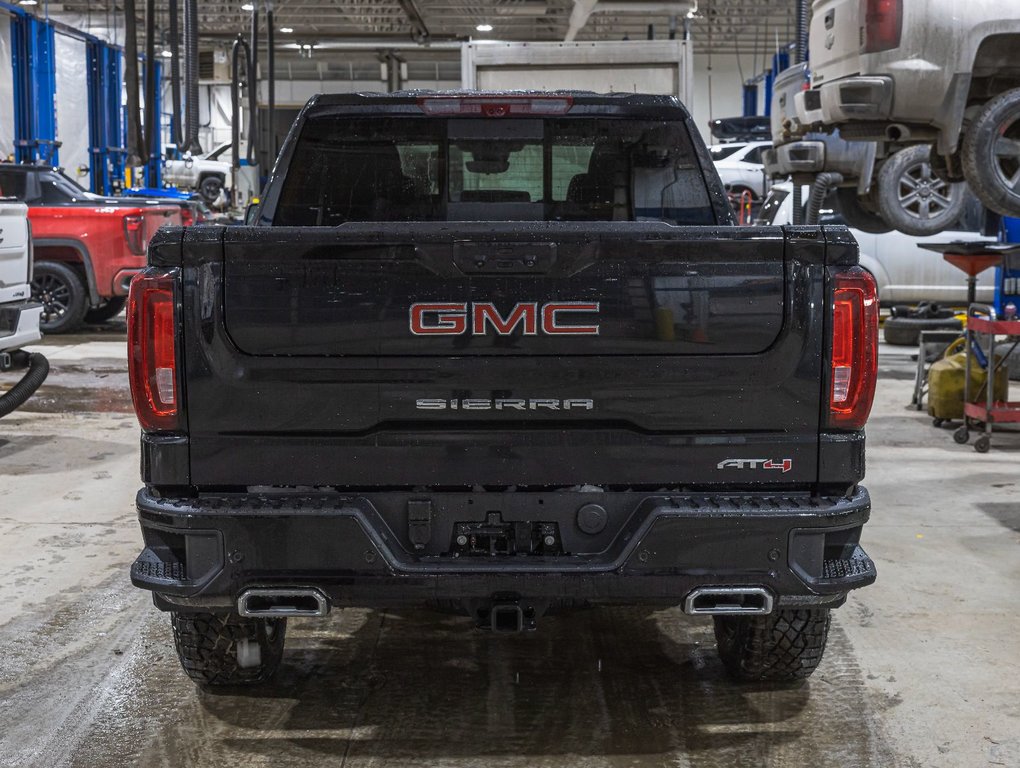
683 586 773 616
237 587 330 618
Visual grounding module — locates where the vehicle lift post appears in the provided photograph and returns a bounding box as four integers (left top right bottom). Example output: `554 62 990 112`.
87 41 126 196
6 3 59 166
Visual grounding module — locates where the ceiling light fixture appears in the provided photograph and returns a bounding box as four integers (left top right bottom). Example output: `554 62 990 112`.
160 49 173 58
19 0 39 6
476 23 493 32
280 26 294 33
241 3 254 11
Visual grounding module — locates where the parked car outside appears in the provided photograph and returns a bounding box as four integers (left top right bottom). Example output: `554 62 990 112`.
710 141 771 199
759 182 995 305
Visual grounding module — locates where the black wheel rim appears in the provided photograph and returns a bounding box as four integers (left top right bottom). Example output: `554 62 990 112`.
992 114 1020 198
898 160 956 221
31 273 72 323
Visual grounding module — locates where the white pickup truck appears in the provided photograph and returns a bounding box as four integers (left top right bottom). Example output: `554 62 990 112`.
0 199 47 417
758 182 995 305
806 0 1020 219
162 143 234 204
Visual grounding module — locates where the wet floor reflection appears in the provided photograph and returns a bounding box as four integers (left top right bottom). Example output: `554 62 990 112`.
60 603 891 768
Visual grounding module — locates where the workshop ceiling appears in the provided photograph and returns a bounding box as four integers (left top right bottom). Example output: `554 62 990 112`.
46 0 798 53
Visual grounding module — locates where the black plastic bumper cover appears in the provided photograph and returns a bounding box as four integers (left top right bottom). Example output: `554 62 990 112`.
132 487 876 611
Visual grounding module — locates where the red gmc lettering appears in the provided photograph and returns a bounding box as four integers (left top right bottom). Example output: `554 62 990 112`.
410 302 600 336
542 302 600 335
473 303 538 336
410 303 468 335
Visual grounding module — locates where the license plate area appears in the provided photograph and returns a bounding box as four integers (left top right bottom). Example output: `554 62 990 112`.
451 513 562 556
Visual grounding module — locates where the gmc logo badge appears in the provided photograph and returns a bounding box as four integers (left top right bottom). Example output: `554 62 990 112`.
410 302 600 336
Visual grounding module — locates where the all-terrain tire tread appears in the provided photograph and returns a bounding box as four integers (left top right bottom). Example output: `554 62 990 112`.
714 608 831 682
170 611 285 687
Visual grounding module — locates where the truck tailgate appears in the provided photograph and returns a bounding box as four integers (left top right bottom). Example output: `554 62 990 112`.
180 224 834 487
0 201 29 295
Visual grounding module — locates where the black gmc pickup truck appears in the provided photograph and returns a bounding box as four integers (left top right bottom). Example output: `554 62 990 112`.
128 92 878 687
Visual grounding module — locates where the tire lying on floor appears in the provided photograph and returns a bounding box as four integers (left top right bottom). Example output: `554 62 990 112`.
875 145 967 236
883 315 963 346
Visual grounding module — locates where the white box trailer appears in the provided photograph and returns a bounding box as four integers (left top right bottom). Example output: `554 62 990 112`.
461 40 693 106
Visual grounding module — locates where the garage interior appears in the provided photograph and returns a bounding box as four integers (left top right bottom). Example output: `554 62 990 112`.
1 1 1019 766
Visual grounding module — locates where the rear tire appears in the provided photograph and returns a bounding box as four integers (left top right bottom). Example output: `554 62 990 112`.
31 261 88 334
83 296 127 324
171 611 286 687
832 187 892 234
875 145 967 235
961 87 1020 217
714 608 831 682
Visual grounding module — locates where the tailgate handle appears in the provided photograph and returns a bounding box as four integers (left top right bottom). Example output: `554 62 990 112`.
454 243 557 274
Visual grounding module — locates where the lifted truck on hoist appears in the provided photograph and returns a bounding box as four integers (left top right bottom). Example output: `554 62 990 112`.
127 91 879 687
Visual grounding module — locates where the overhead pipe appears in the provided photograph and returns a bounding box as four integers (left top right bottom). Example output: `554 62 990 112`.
564 0 697 42
123 0 144 166
143 0 157 170
183 0 202 154
231 35 254 206
267 5 276 161
795 0 809 64
280 40 462 52
396 0 430 42
248 7 259 165
168 0 182 147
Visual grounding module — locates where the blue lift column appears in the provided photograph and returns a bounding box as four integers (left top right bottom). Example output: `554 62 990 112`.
8 6 59 165
87 42 125 195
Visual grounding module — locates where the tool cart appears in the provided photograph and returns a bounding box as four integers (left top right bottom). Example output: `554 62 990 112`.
953 304 1020 452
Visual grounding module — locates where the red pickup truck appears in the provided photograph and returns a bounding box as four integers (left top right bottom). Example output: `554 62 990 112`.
0 164 182 333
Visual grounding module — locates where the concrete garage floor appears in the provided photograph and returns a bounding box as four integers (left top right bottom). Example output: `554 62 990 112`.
1 322 1019 768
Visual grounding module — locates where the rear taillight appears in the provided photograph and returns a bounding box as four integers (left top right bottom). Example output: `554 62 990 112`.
828 268 878 430
26 219 33 282
417 95 573 116
862 0 902 53
124 214 145 254
179 206 194 227
128 270 180 432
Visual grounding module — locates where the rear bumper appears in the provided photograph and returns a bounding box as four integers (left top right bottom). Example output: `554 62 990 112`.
817 76 894 124
0 300 43 353
133 486 876 613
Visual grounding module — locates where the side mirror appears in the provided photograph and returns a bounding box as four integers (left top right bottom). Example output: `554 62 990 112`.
244 202 258 225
